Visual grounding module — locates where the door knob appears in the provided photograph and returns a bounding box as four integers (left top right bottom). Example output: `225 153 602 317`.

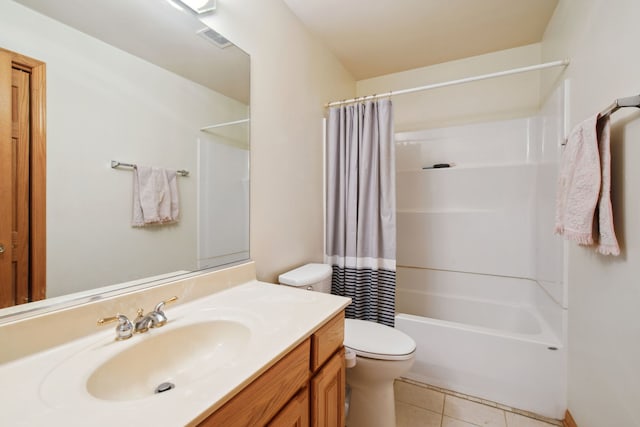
0 244 4 254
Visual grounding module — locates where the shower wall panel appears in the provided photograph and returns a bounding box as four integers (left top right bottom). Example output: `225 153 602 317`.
396 118 537 279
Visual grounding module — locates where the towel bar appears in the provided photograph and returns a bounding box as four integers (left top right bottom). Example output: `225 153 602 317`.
599 94 640 117
111 160 189 177
561 94 640 146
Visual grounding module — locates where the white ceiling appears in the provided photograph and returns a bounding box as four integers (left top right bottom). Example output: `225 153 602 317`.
14 0 250 103
283 0 559 80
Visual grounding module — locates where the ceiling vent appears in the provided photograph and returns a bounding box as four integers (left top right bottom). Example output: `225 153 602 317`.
197 27 232 49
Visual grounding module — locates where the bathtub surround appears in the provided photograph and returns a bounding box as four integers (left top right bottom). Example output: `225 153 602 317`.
394 100 565 294
325 99 396 326
197 133 250 269
354 41 569 419
395 273 565 418
392 82 567 419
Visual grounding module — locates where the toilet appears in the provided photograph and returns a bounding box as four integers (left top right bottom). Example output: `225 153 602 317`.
279 263 416 427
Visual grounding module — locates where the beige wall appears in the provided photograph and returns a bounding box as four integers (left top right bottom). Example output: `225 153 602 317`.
356 43 543 132
542 1 640 425
201 0 355 282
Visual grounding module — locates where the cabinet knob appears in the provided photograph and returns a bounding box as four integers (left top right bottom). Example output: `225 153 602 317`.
0 244 4 254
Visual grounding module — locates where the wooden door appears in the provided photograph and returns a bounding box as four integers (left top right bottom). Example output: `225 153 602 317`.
267 387 310 427
0 48 46 308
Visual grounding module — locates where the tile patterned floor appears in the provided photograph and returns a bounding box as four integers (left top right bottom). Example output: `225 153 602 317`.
394 379 562 427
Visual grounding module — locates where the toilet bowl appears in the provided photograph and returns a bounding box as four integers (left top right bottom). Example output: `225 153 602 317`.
279 263 416 427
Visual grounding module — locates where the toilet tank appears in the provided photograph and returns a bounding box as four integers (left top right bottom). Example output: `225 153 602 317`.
278 263 333 293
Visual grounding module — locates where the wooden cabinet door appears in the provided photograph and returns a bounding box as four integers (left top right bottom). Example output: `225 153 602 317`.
311 348 345 427
267 387 310 427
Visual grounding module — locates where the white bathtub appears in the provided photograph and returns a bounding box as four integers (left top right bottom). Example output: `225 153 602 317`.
394 269 566 419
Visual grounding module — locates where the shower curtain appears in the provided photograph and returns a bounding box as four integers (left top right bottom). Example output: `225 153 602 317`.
325 99 396 327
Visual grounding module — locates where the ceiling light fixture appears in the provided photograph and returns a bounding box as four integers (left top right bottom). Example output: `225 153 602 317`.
174 0 216 15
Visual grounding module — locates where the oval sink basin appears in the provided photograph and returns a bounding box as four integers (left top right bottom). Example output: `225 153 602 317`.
86 320 251 401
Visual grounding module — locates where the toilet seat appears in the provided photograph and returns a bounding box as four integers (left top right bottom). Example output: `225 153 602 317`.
344 319 416 361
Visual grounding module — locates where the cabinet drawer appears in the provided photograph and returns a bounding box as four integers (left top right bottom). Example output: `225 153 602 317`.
311 312 344 372
198 339 310 427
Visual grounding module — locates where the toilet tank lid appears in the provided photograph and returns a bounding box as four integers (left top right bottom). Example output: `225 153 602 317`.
278 263 332 286
344 319 416 360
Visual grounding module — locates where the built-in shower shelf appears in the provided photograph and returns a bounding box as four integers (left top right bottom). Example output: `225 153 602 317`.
398 163 536 173
397 208 494 214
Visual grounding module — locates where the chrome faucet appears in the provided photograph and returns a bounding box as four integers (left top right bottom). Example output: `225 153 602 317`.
97 314 134 341
97 296 178 339
134 308 154 333
134 296 179 334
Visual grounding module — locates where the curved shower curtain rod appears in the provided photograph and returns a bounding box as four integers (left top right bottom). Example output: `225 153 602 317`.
324 59 570 108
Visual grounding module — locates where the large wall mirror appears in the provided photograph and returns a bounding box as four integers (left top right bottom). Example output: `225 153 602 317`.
0 0 250 321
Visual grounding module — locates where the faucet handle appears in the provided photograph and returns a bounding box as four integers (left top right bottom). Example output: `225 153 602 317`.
150 296 178 328
154 296 178 314
97 314 133 341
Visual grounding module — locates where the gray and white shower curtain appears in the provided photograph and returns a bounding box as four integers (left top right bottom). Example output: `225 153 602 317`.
326 99 396 327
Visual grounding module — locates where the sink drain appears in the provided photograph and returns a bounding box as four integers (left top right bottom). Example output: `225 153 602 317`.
154 382 175 394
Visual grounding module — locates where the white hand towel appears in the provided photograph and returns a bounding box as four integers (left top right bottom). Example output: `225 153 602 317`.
555 114 619 255
132 166 179 227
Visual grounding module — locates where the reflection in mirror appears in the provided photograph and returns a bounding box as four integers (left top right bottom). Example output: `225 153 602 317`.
0 0 250 320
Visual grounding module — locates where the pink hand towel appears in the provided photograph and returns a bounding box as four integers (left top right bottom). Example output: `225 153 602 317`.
594 116 620 255
555 114 619 255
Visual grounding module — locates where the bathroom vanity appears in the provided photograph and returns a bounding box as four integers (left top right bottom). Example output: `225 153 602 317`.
198 311 345 426
0 262 350 426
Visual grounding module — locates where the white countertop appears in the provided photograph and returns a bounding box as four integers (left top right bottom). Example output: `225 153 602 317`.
0 281 350 426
